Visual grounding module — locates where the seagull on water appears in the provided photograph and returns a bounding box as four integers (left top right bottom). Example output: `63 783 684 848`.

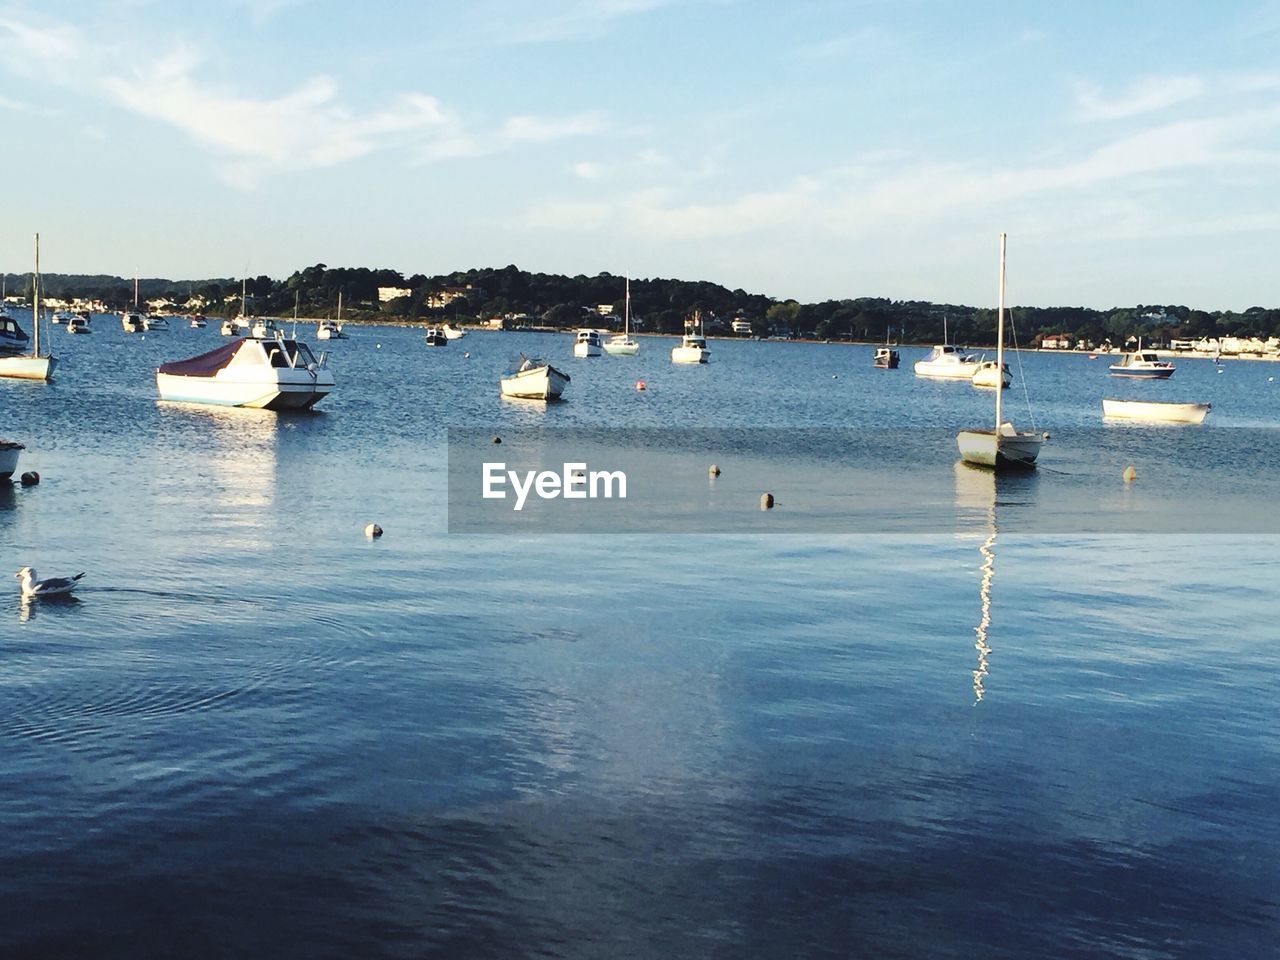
15 566 85 599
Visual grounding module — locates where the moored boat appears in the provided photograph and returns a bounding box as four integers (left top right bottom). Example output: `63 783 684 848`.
603 277 640 356
499 355 570 400
873 346 899 369
66 313 92 334
573 328 602 358
1102 399 1210 424
0 439 22 481
442 323 467 340
190 315 207 328
914 343 981 379
971 359 1010 389
156 335 334 409
50 310 73 325
142 314 169 331
671 310 710 364
0 234 56 381
958 233 1047 470
425 326 448 346
1109 346 1174 378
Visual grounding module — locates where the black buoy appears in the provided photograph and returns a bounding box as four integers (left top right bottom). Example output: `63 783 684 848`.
19 471 39 487
492 436 502 444
760 492 774 510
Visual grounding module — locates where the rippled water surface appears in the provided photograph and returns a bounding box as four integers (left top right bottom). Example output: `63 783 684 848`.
2 322 1279 958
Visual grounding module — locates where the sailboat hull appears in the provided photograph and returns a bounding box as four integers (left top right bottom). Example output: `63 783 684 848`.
957 429 1044 469
0 442 21 481
603 339 639 356
0 355 56 381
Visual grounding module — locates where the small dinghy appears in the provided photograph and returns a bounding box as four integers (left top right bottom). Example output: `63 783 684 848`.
499 354 570 400
1102 399 1210 424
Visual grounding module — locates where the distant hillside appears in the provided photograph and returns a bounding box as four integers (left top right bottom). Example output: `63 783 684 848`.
10 264 1280 346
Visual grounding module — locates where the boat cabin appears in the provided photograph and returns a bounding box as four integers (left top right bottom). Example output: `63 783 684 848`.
0 315 30 353
576 329 603 346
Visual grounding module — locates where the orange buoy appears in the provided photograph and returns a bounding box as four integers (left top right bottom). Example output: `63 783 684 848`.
635 380 647 391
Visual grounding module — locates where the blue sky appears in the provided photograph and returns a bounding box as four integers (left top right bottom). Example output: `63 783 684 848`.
2 0 1279 309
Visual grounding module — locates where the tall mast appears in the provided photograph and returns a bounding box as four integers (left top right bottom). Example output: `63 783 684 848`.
624 276 630 337
134 273 139 310
337 291 342 321
32 233 40 358
995 232 1006 432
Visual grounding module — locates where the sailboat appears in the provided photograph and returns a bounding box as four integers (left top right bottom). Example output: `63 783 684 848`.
317 292 348 340
603 277 640 356
0 234 57 381
957 233 1046 469
121 274 145 332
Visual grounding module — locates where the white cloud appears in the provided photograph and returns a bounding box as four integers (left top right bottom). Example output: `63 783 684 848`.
502 112 606 142
0 12 607 188
572 161 604 180
1074 75 1204 121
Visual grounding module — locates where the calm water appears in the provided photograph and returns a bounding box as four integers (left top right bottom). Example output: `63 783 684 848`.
2 322 1279 958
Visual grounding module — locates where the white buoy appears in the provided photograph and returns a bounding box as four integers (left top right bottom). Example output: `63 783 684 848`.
708 464 720 478
1123 465 1136 483
364 523 383 538
760 492 774 510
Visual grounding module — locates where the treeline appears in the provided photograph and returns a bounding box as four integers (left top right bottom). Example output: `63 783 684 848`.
19 265 1280 343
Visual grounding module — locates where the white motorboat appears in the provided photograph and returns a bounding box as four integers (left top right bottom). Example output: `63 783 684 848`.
499 355 570 400
219 318 236 336
603 277 640 356
250 317 278 339
189 315 207 328
0 234 56 382
1102 399 1210 424
971 359 1010 389
156 335 334 409
1109 346 1174 378
957 233 1047 470
142 314 169 331
0 439 22 481
425 326 448 346
442 323 467 340
51 310 73 325
671 310 710 363
573 328 603 357
317 292 348 340
914 343 981 379
66 314 92 334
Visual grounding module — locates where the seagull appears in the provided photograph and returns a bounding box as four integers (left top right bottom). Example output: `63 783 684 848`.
15 566 85 599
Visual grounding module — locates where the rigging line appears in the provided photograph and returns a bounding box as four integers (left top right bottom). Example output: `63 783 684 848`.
1007 306 1037 431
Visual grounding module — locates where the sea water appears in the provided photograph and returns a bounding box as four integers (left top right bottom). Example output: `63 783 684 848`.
1 323 1278 958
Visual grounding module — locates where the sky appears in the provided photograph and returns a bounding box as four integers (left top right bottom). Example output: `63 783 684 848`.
2 0 1280 310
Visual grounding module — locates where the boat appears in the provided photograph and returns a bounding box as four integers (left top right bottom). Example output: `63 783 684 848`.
66 313 92 334
1102 399 1210 424
219 318 236 336
250 316 278 339
957 233 1047 470
0 234 56 382
573 328 603 358
142 314 170 331
499 354 570 400
914 343 981 379
189 315 207 328
156 335 334 409
914 314 980 378
425 326 448 347
603 277 640 356
971 359 1010 389
121 275 145 332
317 293 348 340
51 310 73 325
870 332 901 366
1109 345 1175 378
442 323 467 340
671 310 710 364
0 439 22 481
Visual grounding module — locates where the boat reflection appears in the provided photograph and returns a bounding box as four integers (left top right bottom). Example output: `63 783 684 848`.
953 462 997 703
